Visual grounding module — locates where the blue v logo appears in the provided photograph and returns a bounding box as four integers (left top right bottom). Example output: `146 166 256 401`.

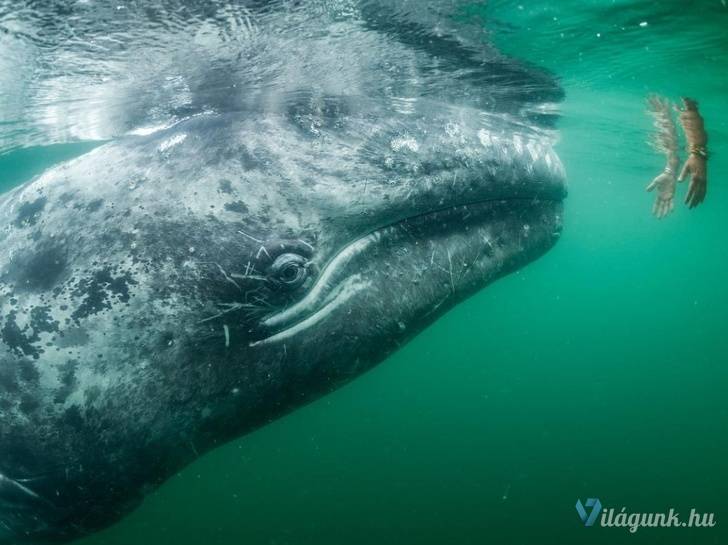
575 498 602 527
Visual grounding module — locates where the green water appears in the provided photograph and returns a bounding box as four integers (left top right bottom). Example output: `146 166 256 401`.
2 2 727 544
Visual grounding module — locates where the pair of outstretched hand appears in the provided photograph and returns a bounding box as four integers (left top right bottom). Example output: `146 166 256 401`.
646 95 707 218
647 156 707 218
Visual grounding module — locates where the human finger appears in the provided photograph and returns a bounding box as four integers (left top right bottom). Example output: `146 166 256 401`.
678 161 690 182
660 199 670 218
687 179 703 208
695 183 706 207
685 179 696 206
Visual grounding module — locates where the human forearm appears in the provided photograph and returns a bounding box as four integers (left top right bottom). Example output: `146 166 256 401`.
679 98 708 152
647 95 680 166
665 152 679 173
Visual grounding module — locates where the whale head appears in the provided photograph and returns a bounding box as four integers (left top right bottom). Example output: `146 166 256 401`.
0 1 564 542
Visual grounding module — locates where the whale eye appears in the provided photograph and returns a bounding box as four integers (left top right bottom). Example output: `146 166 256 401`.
270 253 309 290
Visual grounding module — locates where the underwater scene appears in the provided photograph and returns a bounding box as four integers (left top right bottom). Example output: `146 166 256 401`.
0 1 726 544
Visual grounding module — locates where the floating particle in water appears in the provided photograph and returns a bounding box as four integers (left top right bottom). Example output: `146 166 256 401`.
502 483 511 501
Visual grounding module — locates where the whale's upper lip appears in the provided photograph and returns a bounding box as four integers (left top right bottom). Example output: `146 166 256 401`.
369 127 567 231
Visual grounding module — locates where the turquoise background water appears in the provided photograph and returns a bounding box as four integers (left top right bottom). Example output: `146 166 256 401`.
1 1 727 544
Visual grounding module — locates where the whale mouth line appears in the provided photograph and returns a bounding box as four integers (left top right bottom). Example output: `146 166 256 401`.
251 192 564 346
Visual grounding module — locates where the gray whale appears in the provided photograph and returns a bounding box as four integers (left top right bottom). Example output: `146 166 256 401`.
0 1 566 541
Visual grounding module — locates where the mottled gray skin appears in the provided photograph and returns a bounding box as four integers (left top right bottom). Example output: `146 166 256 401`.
0 2 565 543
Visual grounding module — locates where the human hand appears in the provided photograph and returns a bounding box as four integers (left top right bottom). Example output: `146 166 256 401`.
678 154 707 209
646 169 677 219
